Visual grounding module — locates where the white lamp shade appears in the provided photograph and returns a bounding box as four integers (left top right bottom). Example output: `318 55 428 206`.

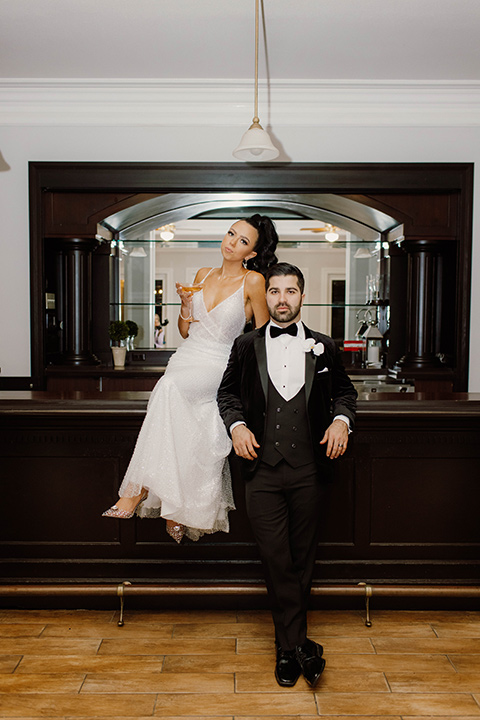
129 246 147 257
325 231 340 242
364 324 384 339
233 122 279 161
354 247 373 259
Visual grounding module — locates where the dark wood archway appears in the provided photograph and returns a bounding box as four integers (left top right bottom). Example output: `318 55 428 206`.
28 162 473 391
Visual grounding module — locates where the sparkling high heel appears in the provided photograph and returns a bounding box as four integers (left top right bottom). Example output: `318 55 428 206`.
166 521 186 543
102 490 148 519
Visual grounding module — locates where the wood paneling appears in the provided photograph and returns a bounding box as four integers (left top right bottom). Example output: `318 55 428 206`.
370 458 480 546
1 392 479 594
44 192 159 238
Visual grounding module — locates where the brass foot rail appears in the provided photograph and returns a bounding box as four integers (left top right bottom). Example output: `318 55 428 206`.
0 583 478 627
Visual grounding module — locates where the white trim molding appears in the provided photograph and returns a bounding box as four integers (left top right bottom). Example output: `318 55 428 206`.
1 78 480 127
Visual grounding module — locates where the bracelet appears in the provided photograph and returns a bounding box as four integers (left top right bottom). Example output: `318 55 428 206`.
179 309 193 322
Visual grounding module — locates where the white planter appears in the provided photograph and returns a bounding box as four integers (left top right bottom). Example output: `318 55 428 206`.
111 346 127 368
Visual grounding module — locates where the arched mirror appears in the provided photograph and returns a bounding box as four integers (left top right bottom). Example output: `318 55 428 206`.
101 192 400 366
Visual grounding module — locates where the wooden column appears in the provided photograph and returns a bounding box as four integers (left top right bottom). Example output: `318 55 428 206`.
396 236 445 372
56 237 100 366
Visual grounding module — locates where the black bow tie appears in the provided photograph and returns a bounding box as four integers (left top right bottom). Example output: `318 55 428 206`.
270 324 298 339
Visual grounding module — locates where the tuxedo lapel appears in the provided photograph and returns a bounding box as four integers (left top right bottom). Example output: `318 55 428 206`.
254 333 269 400
304 350 316 401
302 322 314 401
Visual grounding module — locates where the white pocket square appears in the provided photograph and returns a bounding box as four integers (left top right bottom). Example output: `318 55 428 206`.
317 367 329 374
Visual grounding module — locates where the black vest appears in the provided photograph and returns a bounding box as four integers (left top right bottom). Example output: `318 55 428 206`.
261 378 314 468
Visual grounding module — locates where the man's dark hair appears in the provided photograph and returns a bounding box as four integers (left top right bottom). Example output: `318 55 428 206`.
265 262 305 294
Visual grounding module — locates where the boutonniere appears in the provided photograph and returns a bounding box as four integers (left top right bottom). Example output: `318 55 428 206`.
302 338 324 356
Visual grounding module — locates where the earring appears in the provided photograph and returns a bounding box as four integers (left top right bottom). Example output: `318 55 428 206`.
242 259 248 268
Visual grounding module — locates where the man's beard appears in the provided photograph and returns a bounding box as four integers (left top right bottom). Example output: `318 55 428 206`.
270 301 301 324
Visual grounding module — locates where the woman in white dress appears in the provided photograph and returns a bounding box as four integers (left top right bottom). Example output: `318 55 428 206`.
102 215 279 542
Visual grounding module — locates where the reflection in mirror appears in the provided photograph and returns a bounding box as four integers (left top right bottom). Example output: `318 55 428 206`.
111 215 388 365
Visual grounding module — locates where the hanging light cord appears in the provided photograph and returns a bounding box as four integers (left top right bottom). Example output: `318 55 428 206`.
253 0 259 124
232 0 279 159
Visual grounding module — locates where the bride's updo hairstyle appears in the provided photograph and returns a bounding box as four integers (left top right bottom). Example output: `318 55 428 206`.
243 214 279 275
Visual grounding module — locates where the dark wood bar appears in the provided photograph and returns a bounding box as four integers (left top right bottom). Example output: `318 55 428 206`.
1 390 479 609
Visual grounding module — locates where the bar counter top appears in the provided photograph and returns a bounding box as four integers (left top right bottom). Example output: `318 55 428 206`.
1 390 480 417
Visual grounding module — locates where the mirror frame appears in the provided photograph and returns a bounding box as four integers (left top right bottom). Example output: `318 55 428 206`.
28 162 473 390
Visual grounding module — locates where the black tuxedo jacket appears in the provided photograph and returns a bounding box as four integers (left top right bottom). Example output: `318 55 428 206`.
217 322 357 481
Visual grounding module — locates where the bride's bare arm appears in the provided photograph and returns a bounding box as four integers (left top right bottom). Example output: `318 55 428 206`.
177 267 211 338
244 271 269 328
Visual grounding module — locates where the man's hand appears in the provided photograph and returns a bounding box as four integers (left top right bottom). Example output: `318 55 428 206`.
320 418 349 459
231 424 260 460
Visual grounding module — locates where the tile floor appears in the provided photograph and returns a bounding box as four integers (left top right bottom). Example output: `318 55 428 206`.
0 607 479 718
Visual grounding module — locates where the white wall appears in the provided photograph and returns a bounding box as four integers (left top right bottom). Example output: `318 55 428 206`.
0 121 479 388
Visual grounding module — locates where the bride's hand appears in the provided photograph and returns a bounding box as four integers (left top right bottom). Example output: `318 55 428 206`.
175 283 193 317
176 282 193 308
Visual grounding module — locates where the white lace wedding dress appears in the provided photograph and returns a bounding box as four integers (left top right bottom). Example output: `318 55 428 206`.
118 272 248 540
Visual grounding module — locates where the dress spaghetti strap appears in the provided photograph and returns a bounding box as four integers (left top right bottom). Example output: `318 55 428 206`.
241 270 252 286
200 267 215 282
240 270 252 306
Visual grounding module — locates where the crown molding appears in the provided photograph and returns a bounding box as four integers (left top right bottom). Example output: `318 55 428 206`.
1 78 480 127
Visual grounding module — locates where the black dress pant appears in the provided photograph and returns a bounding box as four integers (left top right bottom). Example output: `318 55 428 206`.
245 459 327 651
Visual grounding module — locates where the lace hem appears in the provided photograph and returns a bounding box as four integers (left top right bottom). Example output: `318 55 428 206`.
134 502 235 542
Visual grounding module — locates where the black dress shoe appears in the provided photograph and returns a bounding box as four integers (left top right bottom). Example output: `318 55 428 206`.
275 646 301 687
295 641 326 688
304 637 324 658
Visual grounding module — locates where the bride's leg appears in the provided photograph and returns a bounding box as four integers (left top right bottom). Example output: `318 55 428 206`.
102 488 148 518
111 492 147 513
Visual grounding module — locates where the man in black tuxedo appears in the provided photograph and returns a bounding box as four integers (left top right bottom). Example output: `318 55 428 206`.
217 263 357 689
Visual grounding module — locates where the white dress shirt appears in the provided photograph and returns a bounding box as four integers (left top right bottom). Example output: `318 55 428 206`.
266 320 306 401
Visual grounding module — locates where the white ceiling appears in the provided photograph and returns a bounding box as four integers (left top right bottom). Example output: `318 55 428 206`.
1 0 480 81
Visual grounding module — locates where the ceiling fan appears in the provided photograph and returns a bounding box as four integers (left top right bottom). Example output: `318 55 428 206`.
299 224 340 241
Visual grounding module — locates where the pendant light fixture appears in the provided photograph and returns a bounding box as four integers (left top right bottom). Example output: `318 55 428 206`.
156 224 175 241
233 0 279 161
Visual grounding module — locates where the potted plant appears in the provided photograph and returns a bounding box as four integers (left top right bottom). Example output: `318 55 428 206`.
125 320 139 351
108 320 130 368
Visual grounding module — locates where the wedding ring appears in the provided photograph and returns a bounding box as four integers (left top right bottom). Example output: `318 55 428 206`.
338 443 344 447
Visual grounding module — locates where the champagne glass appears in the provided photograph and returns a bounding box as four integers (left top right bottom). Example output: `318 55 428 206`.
179 281 204 321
